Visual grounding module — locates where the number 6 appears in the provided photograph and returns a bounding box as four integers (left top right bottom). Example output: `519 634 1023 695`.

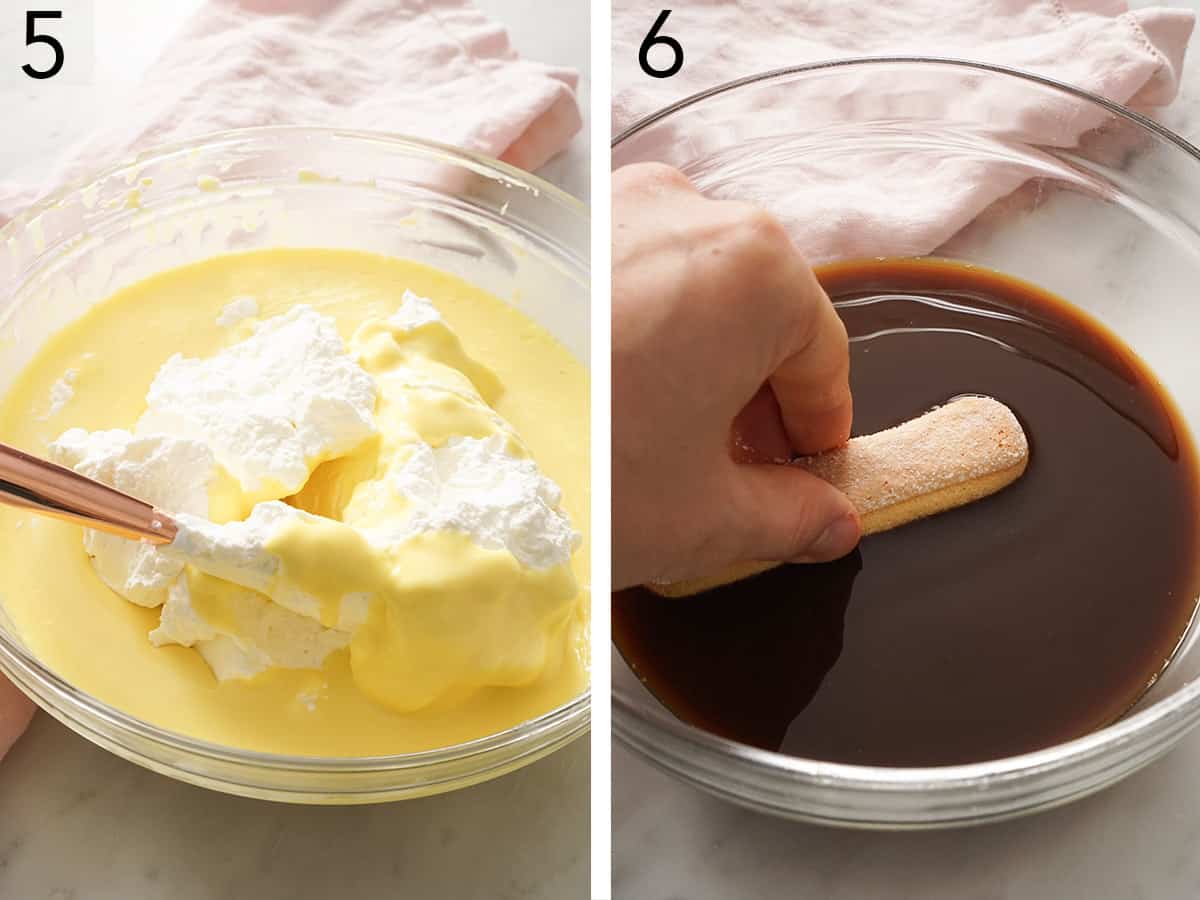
639 10 684 80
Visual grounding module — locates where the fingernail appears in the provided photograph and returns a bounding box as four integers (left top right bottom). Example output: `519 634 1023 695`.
803 513 861 562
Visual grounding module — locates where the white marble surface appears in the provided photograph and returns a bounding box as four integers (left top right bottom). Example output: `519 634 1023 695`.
0 2 590 899
0 717 587 900
615 733 1200 899
613 2 1200 897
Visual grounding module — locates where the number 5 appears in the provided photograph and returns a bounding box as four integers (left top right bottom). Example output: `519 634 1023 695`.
23 10 64 80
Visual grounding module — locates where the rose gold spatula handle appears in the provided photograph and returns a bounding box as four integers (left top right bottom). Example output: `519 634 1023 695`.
0 440 177 544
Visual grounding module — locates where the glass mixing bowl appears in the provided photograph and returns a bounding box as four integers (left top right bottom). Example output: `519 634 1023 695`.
0 127 589 803
612 57 1200 828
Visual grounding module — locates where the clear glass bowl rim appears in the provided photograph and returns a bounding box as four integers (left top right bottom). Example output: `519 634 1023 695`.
0 125 590 776
611 56 1200 796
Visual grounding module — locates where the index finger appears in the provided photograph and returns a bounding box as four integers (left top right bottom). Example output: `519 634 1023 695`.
768 261 853 455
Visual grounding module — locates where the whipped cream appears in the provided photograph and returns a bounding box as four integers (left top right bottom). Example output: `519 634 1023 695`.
166 435 580 622
151 572 351 681
49 429 216 607
216 295 259 328
386 435 579 569
167 501 366 627
390 289 442 331
167 503 291 597
52 295 579 702
41 368 79 419
137 305 376 495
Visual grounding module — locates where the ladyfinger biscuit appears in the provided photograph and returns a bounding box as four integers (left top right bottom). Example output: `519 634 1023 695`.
646 396 1028 598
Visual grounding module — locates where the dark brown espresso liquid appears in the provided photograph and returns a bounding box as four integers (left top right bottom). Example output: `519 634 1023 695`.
614 259 1200 767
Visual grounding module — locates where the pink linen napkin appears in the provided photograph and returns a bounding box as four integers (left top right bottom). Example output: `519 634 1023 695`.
0 0 580 760
0 0 582 221
0 678 34 762
612 0 1194 260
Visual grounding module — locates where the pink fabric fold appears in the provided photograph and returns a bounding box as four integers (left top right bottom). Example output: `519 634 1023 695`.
612 0 1194 261
0 0 582 221
614 0 1192 132
0 677 35 762
0 0 580 760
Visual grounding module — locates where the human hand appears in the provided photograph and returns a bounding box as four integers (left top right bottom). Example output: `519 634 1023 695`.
612 163 860 589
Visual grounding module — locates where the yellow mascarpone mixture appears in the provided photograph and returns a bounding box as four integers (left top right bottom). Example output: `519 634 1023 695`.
0 248 590 756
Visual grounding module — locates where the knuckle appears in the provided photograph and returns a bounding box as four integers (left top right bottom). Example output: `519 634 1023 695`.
735 205 792 250
806 379 850 414
799 299 847 354
614 161 694 195
781 498 829 556
722 205 795 274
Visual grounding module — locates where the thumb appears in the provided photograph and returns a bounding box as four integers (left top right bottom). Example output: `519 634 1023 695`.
725 461 861 564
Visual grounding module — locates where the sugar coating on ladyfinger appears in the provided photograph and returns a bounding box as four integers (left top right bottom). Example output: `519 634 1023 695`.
646 396 1028 599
